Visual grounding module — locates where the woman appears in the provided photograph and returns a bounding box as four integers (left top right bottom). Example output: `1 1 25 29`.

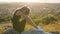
12 6 41 33
11 6 30 33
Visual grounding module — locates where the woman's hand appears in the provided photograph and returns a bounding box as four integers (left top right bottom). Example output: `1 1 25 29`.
35 26 43 31
36 26 41 29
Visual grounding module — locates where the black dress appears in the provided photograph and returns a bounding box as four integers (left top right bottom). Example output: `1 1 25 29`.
11 10 26 33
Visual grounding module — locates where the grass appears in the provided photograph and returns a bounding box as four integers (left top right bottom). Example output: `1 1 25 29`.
0 27 5 34
0 21 60 34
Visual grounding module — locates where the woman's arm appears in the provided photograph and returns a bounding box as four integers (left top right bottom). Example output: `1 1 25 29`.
22 15 39 29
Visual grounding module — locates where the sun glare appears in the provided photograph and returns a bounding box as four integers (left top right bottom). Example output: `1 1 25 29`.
0 0 60 3
0 0 40 2
21 0 40 2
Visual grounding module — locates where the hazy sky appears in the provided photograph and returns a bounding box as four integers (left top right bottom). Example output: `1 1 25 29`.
0 0 60 3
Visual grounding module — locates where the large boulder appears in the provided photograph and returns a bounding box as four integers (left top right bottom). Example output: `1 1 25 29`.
3 28 52 34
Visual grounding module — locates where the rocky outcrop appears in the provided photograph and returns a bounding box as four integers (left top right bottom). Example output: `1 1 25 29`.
3 28 52 34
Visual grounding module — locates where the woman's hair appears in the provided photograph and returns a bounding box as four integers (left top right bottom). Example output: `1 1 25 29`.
15 6 30 15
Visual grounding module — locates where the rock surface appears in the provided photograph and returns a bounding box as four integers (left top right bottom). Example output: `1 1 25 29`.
3 29 20 34
3 28 53 34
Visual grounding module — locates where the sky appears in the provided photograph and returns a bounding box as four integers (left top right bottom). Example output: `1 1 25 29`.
0 0 60 3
